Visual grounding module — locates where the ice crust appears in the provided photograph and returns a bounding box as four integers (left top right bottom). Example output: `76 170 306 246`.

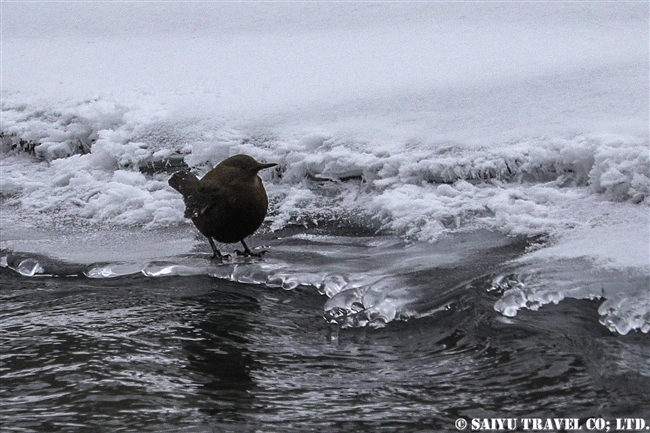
1 1 648 332
2 103 647 242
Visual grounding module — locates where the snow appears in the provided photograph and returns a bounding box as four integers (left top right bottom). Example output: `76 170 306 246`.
1 1 648 332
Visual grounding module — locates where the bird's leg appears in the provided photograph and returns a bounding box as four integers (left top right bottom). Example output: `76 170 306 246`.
208 237 221 259
208 237 230 260
235 239 266 257
235 239 253 256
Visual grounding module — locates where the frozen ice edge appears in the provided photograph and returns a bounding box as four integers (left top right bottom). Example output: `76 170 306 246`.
1 0 647 333
1 227 648 335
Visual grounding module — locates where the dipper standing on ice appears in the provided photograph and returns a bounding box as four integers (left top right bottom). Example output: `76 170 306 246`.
169 154 277 259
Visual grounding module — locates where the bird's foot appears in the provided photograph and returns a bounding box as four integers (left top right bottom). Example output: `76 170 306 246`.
210 252 232 261
235 249 267 258
208 238 231 261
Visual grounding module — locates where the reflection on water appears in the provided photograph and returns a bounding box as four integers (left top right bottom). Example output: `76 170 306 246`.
182 287 259 422
1 264 649 432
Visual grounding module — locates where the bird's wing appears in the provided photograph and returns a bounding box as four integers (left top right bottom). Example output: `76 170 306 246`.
183 183 226 219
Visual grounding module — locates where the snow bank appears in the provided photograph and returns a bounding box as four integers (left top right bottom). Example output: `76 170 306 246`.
1 1 647 332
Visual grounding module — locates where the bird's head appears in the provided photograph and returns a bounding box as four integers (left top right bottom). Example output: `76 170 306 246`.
221 154 277 175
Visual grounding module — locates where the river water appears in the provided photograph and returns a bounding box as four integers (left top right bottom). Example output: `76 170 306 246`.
1 2 649 431
1 227 649 432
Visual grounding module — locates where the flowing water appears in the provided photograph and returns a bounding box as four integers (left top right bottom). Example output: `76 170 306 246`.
1 2 649 431
2 227 649 432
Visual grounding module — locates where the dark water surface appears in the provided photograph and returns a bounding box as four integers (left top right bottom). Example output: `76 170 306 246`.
2 251 649 432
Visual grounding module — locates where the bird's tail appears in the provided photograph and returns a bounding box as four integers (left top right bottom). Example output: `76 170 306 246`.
168 171 200 199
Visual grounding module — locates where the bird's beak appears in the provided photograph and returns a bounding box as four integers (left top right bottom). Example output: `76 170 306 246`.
257 162 278 170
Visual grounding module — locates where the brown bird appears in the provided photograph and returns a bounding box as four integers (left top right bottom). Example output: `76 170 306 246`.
169 154 277 259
